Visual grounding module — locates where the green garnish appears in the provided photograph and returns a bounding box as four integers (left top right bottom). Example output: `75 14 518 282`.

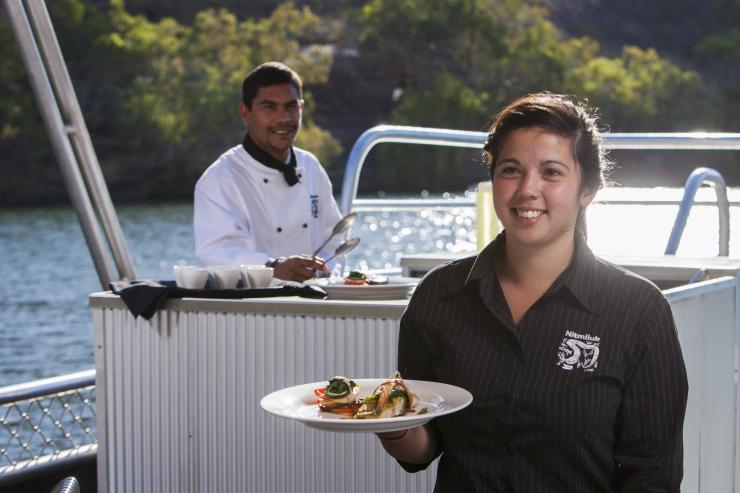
360 393 379 405
389 389 407 402
325 377 356 399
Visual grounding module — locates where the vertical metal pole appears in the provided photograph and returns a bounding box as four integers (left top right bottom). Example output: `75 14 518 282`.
734 268 740 493
2 0 116 288
25 0 137 280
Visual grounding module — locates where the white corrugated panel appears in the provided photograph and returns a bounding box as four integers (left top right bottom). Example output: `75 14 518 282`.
95 306 437 493
666 275 738 493
95 273 740 493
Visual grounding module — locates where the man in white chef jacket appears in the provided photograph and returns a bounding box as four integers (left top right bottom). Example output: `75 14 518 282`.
194 62 344 282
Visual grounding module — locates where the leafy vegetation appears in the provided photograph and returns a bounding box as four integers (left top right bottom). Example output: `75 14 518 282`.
0 0 738 205
0 0 339 204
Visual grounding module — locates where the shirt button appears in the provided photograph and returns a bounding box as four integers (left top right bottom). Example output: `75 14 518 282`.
263 178 269 183
277 227 282 233
302 223 308 228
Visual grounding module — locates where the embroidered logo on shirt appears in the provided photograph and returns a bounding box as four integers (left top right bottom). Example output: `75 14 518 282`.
310 194 319 218
557 330 600 371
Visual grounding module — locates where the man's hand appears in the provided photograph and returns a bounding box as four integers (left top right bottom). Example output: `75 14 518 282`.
273 255 328 282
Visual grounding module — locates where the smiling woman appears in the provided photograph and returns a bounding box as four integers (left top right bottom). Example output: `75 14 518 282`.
491 127 595 256
379 93 689 493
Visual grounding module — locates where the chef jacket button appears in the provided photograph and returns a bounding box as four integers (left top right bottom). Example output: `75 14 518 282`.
277 227 282 233
298 173 302 178
263 178 269 183
302 223 308 228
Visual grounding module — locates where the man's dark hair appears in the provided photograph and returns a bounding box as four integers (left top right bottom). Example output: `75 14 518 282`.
241 62 303 109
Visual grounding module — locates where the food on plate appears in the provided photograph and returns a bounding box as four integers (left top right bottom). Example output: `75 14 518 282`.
343 271 367 285
314 372 420 419
314 376 360 415
343 270 389 286
355 371 418 419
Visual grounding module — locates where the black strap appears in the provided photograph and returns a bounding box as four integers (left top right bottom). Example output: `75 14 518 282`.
242 132 299 186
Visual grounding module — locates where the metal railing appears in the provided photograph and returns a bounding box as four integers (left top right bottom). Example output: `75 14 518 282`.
0 370 96 486
665 167 730 256
340 125 740 255
3 0 136 287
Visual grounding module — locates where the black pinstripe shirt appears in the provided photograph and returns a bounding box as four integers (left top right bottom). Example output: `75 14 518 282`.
398 232 688 492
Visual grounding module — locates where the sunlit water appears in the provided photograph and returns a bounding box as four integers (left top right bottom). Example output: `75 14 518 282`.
1 187 738 386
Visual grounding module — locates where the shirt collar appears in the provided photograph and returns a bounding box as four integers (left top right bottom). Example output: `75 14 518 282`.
462 231 598 314
558 233 599 313
464 231 505 287
242 132 299 186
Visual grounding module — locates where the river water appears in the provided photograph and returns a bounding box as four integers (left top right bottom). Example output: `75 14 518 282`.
1 188 738 387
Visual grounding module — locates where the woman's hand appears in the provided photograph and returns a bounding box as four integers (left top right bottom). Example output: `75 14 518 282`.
375 425 438 465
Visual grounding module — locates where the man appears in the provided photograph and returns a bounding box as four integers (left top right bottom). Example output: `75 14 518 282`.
194 62 344 282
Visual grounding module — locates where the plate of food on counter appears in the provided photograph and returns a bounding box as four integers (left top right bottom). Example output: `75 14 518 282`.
306 271 419 300
260 372 473 433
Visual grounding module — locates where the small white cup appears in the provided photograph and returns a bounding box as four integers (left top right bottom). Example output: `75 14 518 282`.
240 264 274 289
173 265 186 287
174 265 209 289
208 265 241 290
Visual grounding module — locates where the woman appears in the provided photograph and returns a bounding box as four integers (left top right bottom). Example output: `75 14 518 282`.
378 93 688 492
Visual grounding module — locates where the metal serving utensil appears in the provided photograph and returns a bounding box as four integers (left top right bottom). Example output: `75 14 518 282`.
312 212 358 257
322 237 360 264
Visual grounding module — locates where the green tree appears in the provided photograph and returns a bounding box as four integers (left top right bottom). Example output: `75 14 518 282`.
365 72 491 192
564 46 707 130
105 2 340 165
693 0 740 128
0 0 341 205
355 0 716 194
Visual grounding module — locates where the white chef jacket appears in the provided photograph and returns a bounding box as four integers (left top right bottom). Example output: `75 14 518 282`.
194 144 344 268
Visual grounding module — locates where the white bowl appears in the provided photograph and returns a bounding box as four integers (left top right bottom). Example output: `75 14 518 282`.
208 265 241 289
174 265 209 289
240 264 274 289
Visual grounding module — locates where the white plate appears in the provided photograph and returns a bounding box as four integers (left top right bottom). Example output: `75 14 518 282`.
260 379 473 433
307 277 419 300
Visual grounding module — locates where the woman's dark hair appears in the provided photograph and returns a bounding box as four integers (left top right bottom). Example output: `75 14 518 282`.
241 62 303 109
482 92 612 236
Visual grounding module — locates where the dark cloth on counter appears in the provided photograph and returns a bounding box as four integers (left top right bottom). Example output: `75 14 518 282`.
397 232 688 492
110 280 326 320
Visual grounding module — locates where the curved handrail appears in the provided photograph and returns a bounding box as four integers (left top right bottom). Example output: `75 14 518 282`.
339 125 486 214
0 369 95 405
339 125 740 215
665 167 730 256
